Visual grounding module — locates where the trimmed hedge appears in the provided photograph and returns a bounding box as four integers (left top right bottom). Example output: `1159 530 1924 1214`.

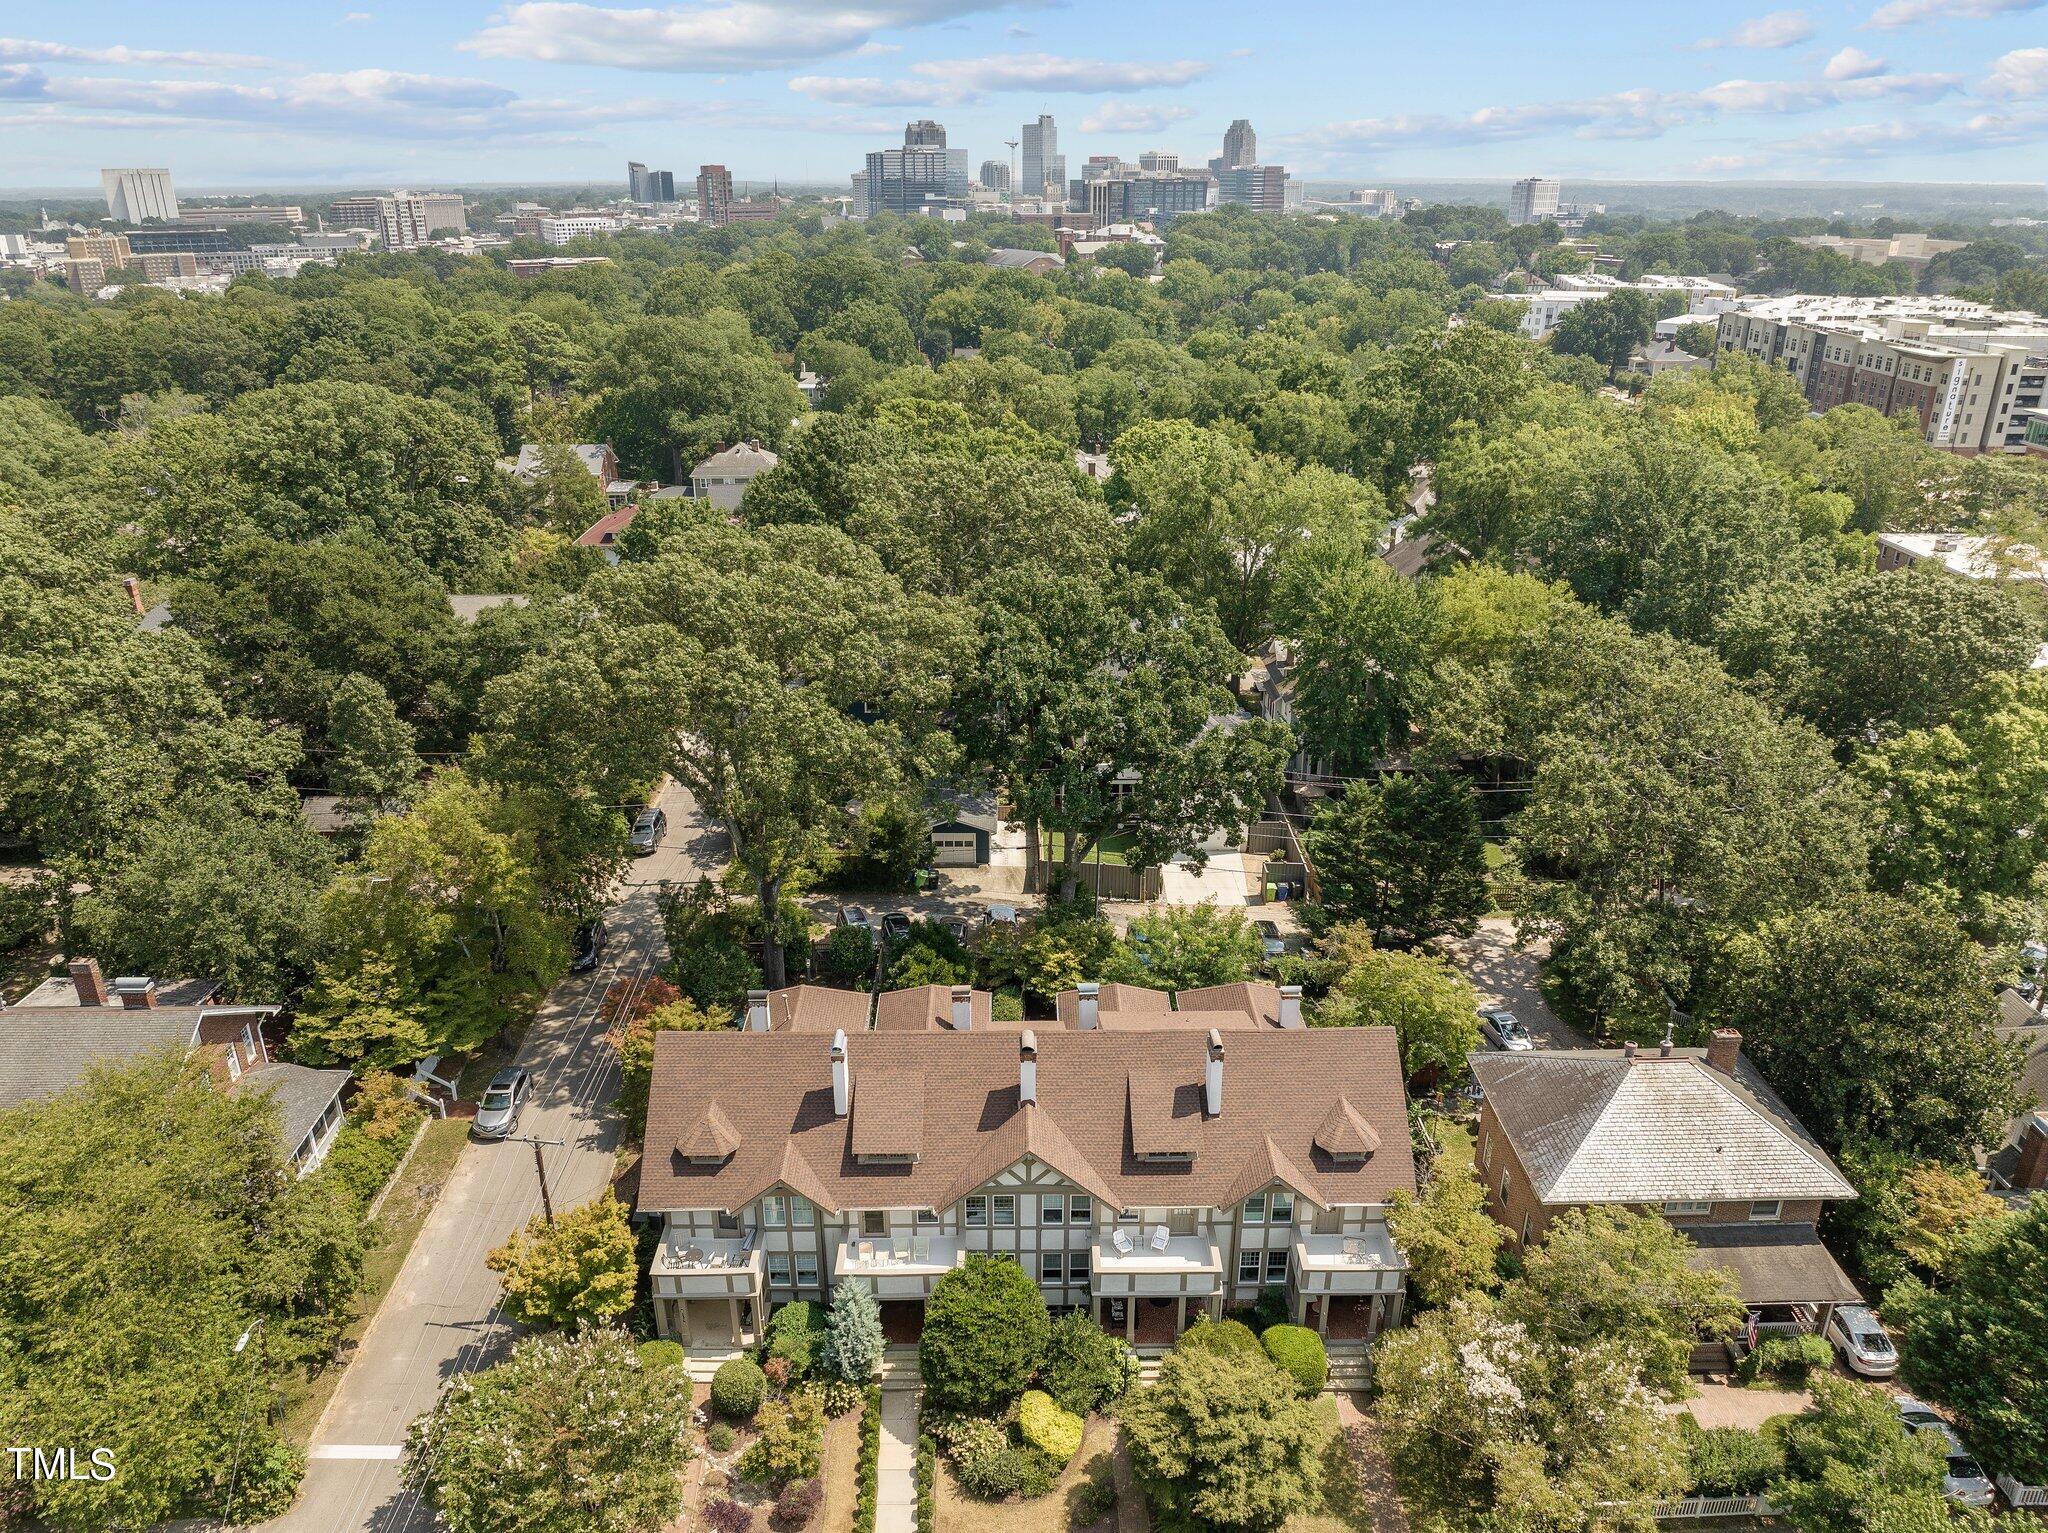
1017 1390 1083 1465
710 1357 767 1419
1261 1324 1328 1395
914 1431 936 1533
1737 1332 1832 1386
854 1385 882 1533
1682 1421 1785 1496
636 1339 685 1373
317 1113 417 1211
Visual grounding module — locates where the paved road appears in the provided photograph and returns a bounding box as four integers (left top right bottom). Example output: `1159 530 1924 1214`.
267 781 721 1533
1445 915 1589 1049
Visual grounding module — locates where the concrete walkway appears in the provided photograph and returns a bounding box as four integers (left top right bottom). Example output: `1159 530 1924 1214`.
876 1385 921 1533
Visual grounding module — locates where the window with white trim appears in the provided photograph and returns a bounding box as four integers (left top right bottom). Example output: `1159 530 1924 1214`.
1265 1249 1288 1283
965 1196 987 1228
1043 1194 1065 1225
1243 1194 1267 1224
1663 1200 1712 1216
992 1195 1016 1227
916 1207 940 1226
1238 1250 1262 1283
862 1210 887 1237
1748 1200 1782 1223
795 1252 818 1287
1041 1252 1064 1282
762 1195 787 1225
1499 1170 1511 1206
1271 1191 1294 1223
768 1252 792 1284
791 1197 816 1229
1070 1195 1092 1225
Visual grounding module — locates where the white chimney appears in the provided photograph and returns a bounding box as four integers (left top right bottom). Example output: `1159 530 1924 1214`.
951 985 973 1031
1019 1030 1038 1105
1204 1028 1224 1116
746 988 771 1032
1278 984 1303 1029
1076 982 1099 1030
831 1030 849 1117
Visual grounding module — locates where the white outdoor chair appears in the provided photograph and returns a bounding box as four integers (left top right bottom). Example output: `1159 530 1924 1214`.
857 1240 874 1264
911 1236 931 1264
1111 1227 1135 1255
892 1236 911 1262
1149 1226 1171 1253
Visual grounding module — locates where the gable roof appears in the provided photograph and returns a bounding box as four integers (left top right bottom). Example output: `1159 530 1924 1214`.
873 985 998 1032
691 442 779 478
230 1062 349 1157
575 505 639 548
1469 1049 1855 1205
639 1027 1413 1216
1053 981 1295 1031
765 984 873 1034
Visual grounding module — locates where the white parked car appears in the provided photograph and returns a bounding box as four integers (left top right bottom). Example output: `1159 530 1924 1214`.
1895 1398 1995 1508
1479 1009 1534 1051
1824 1303 1898 1377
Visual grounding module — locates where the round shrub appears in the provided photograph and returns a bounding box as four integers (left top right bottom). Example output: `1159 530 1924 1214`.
1260 1324 1328 1395
1017 1390 1083 1465
954 1442 1026 1500
775 1476 823 1528
818 923 877 983
711 1357 767 1420
767 1298 828 1380
706 1422 736 1453
814 1377 862 1417
1175 1317 1262 1362
637 1339 686 1373
1014 1445 1063 1500
1040 1311 1132 1416
929 1415 1006 1458
921 1254 1050 1413
704 1497 752 1533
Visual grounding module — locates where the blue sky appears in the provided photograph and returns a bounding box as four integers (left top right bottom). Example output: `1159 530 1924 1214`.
2 0 2045 189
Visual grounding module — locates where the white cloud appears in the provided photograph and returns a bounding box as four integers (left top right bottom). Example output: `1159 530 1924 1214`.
1079 101 1195 133
341 11 376 22
0 36 273 68
1984 46 2048 97
788 73 972 105
850 40 900 55
912 52 1208 91
1822 46 1887 79
1866 0 2042 28
463 0 1026 72
1696 10 1814 48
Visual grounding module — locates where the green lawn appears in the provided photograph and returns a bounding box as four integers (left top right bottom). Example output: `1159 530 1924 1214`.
1421 1113 1475 1181
1041 832 1138 868
280 1116 472 1442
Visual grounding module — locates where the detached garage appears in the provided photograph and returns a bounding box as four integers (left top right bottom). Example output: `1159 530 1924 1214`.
930 798 998 867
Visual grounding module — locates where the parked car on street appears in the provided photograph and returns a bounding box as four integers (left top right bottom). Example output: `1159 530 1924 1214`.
628 806 666 856
983 903 1018 927
940 915 972 945
569 919 606 973
1254 919 1287 958
1896 1398 1995 1507
473 1068 531 1139
1480 1009 1534 1051
1825 1303 1899 1377
839 905 875 934
881 912 913 944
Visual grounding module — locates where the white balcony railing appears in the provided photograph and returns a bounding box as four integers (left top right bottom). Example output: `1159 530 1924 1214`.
833 1234 965 1298
650 1230 763 1299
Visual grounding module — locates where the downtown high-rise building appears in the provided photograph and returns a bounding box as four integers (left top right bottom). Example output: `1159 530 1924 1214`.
979 160 1011 193
1217 164 1287 213
1221 119 1256 170
697 165 734 225
1020 114 1059 199
861 122 968 217
328 194 428 250
100 167 179 223
1139 149 1181 174
905 119 948 148
628 162 675 202
1510 176 1563 224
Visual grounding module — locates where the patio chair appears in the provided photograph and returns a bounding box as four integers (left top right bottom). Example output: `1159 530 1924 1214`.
911 1236 931 1264
1149 1226 1171 1253
892 1235 911 1262
1111 1227 1136 1255
857 1240 875 1264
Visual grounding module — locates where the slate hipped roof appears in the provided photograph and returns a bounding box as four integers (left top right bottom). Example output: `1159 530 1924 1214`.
231 1062 350 1154
640 1027 1413 1216
1468 1048 1855 1205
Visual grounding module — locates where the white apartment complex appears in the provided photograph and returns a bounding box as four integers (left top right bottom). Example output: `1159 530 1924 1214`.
1518 272 1738 341
538 215 625 245
1715 295 2048 455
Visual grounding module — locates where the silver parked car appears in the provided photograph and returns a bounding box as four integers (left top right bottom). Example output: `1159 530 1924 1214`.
1896 1398 1994 1508
1480 1009 1535 1051
473 1068 531 1139
1825 1303 1899 1377
628 806 666 856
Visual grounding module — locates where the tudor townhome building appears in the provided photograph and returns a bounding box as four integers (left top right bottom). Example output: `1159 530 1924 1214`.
636 980 1414 1362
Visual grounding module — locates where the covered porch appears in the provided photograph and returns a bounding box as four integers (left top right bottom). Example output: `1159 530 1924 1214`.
1091 1230 1225 1349
832 1233 966 1298
649 1228 765 1348
1291 1228 1406 1340
1680 1224 1863 1372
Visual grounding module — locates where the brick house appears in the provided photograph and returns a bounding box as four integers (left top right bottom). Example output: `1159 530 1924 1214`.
1 958 349 1175
1468 1029 1861 1353
637 985 1413 1362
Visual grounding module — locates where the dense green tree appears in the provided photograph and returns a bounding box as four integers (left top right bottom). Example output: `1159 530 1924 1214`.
1713 894 2024 1161
819 1277 884 1383
326 673 424 809
1119 1339 1327 1532
404 1327 691 1533
516 441 610 536
954 568 1289 903
1889 1198 2048 1483
485 1192 638 1332
1549 288 1655 378
1769 1377 1949 1533
0 1054 360 1531
1038 1310 1133 1416
69 790 335 999
1118 904 1265 989
1387 1168 1502 1309
1306 773 1489 946
920 1254 1050 1413
582 310 805 478
598 523 964 985
1312 927 1482 1082
1272 540 1433 772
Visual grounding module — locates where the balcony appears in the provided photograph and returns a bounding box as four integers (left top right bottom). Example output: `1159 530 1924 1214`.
650 1229 764 1300
1292 1228 1405 1295
1093 1228 1224 1296
833 1233 965 1299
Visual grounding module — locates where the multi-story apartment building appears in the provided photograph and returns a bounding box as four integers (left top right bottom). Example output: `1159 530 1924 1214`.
536 215 623 245
696 165 734 227
1509 176 1561 225
639 980 1412 1357
329 195 429 250
1714 295 2048 454
1469 1032 1862 1352
1217 164 1287 214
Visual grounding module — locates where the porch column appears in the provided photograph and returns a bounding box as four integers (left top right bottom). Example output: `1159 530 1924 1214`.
1389 1290 1404 1329
729 1298 741 1345
1125 1299 1136 1344
653 1298 672 1340
1292 1286 1308 1325
1092 1295 1102 1327
1315 1292 1330 1337
1174 1295 1187 1336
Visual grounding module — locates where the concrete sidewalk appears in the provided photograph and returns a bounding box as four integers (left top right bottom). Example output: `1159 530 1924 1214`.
875 1385 922 1533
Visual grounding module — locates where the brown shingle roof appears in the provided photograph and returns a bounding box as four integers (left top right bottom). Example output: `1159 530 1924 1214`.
1313 1098 1382 1159
851 1070 925 1158
1054 982 1292 1030
768 985 873 1034
679 1103 741 1161
1128 1071 1203 1156
873 985 997 1032
639 1028 1414 1216
1055 982 1171 1026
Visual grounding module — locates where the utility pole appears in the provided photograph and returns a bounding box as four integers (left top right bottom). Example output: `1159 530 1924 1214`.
507 1134 565 1223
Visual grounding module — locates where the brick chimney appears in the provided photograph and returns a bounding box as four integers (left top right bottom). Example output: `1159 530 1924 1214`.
68 958 109 1006
2014 1116 2048 1191
122 576 144 614
1706 1028 1742 1076
113 976 158 1010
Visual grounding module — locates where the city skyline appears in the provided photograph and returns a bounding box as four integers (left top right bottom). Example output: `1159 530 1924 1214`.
2 1 2046 189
